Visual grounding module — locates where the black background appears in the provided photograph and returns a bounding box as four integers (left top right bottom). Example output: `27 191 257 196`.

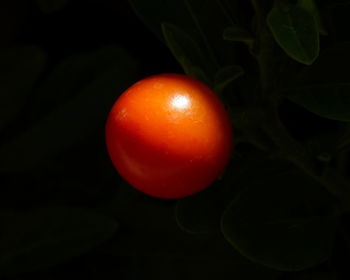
1 0 350 279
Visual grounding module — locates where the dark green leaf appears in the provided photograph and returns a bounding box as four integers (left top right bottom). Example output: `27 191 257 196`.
0 46 138 172
282 84 350 122
161 22 210 83
36 0 69 13
0 46 46 132
221 164 337 271
267 5 319 65
223 26 254 45
214 65 244 93
298 0 328 35
129 0 237 74
0 207 117 275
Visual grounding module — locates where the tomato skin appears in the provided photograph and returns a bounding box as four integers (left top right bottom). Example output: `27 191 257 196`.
105 73 233 199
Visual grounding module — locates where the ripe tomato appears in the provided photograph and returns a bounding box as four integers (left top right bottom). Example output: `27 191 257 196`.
105 73 233 199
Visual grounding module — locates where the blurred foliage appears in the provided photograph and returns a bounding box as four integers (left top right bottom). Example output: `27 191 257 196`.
221 161 337 271
0 207 117 275
0 46 137 172
0 46 46 132
1 0 350 279
36 0 70 13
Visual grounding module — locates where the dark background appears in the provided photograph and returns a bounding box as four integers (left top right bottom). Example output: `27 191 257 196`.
1 0 350 279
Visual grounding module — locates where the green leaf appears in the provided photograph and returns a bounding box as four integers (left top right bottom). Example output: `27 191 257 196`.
282 84 350 122
161 22 210 83
0 46 138 172
214 65 244 93
221 164 337 271
267 5 319 65
297 0 328 35
0 46 46 132
223 26 254 45
36 0 69 13
0 207 117 275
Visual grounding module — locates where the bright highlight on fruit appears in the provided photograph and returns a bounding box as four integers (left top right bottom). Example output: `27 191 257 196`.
105 73 233 199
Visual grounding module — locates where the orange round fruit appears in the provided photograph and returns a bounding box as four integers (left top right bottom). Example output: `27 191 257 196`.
105 73 233 198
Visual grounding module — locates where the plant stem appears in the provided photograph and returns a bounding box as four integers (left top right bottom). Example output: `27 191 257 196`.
251 0 278 98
